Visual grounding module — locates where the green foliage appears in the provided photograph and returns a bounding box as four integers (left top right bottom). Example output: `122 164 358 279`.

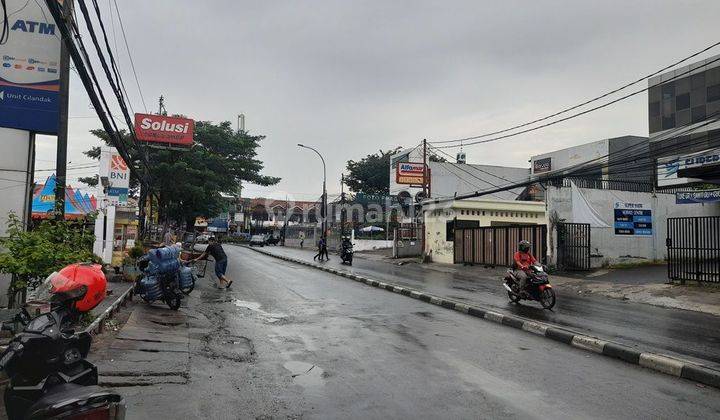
78 175 99 188
85 121 279 228
0 213 97 294
345 148 400 195
128 242 144 260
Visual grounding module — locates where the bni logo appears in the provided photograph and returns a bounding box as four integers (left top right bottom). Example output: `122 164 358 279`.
110 155 127 171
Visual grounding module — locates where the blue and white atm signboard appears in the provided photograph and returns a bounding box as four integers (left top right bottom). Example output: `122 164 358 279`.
614 202 652 236
0 0 62 134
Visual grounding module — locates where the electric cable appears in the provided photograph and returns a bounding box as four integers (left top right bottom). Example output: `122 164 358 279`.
432 55 720 149
112 0 147 113
430 40 720 146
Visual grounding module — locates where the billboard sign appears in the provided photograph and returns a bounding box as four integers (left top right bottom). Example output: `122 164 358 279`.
657 147 720 187
396 162 426 185
0 0 62 134
533 157 552 174
613 202 652 236
676 189 720 204
99 147 129 204
134 113 194 146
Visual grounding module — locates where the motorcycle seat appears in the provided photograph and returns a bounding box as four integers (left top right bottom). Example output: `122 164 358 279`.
25 383 122 418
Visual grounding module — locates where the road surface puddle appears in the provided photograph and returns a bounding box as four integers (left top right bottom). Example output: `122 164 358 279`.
283 361 325 387
233 299 287 323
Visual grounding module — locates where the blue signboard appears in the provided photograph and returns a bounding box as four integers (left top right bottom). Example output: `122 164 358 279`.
676 189 720 204
0 0 62 134
613 202 652 236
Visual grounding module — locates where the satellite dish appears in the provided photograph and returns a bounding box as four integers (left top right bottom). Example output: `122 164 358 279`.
415 191 427 203
397 191 412 207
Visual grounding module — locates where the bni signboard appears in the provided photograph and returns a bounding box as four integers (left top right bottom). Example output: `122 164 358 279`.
99 147 129 204
613 202 652 236
0 0 63 134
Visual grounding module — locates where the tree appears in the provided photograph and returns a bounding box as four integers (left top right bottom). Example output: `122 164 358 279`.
81 121 279 229
429 153 447 163
0 213 97 307
345 148 401 195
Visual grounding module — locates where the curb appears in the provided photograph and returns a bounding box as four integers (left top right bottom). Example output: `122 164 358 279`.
244 245 720 390
84 284 135 335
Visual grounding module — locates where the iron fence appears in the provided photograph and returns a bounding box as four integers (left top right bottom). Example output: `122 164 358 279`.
667 216 720 283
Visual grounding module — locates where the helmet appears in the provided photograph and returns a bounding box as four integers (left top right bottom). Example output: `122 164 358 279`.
518 240 531 253
47 263 107 312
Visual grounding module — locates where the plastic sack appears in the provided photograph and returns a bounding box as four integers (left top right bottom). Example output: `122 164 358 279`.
147 245 181 265
178 266 194 290
140 275 163 301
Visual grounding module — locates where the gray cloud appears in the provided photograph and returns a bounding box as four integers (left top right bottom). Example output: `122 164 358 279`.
37 0 720 199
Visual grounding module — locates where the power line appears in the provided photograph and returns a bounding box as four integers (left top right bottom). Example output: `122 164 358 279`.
447 115 720 201
432 52 720 150
112 0 147 113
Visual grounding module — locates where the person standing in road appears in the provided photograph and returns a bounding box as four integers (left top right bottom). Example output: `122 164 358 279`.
193 236 233 289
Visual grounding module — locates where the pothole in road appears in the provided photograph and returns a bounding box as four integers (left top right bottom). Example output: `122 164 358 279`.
283 361 326 387
233 299 289 324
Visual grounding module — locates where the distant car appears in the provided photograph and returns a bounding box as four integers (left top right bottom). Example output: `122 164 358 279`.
249 235 266 247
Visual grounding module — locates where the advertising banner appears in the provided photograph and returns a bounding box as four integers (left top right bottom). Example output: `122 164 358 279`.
675 189 720 204
396 162 426 185
533 157 552 174
99 147 129 204
134 113 195 146
0 0 62 134
613 202 652 236
656 147 720 187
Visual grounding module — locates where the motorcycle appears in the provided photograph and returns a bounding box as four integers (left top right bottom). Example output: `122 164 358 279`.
0 265 125 420
134 246 194 310
340 241 354 266
504 264 556 309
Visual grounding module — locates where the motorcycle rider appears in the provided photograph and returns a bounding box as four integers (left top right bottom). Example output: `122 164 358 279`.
341 236 352 259
513 240 537 294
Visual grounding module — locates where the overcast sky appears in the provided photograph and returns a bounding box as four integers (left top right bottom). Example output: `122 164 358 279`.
35 0 720 200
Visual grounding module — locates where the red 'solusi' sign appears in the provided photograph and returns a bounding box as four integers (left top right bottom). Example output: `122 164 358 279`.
134 113 195 146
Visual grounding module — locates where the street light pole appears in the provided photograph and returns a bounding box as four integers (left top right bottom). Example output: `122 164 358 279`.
298 144 327 238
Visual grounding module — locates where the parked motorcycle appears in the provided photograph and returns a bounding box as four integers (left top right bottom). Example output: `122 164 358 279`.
504 264 556 309
134 245 193 310
339 238 354 266
0 264 125 420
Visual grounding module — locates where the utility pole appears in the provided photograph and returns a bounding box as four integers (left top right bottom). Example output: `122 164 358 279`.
421 139 427 257
54 0 74 220
340 174 346 238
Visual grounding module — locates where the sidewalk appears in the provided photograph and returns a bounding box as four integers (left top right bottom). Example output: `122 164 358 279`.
249 245 720 370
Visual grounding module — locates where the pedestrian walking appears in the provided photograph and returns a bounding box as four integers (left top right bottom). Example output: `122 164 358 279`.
314 236 326 261
299 230 305 248
193 236 233 289
321 237 330 261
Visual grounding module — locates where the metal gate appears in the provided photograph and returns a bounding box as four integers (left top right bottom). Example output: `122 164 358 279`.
454 225 547 267
667 216 720 283
556 222 591 271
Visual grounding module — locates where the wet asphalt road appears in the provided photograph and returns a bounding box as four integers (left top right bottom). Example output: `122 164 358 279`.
260 246 720 368
123 245 720 419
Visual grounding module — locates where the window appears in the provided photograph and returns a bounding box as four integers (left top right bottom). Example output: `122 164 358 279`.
691 73 706 90
482 211 486 216
662 114 675 130
708 84 720 103
446 220 455 242
662 99 673 116
691 105 706 123
649 101 660 117
675 93 690 110
661 82 674 100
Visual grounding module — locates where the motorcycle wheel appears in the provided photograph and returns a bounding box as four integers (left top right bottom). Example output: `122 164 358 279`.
540 288 556 309
181 282 195 295
165 293 182 310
